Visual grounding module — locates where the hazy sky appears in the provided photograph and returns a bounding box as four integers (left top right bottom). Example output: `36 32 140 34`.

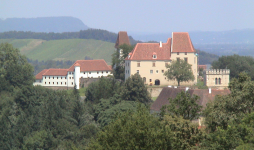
1 0 254 33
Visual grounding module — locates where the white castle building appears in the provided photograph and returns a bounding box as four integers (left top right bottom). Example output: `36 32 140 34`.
34 60 112 89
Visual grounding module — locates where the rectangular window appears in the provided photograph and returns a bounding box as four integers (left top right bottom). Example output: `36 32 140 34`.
72 77 74 79
61 77 62 79
69 77 71 79
156 70 158 73
165 62 168 67
65 77 66 79
57 82 58 85
72 82 73 85
150 79 152 82
53 77 54 79
152 62 156 67
45 82 46 84
128 63 129 66
65 82 66 85
177 58 180 62
106 71 108 73
49 82 50 84
185 52 187 55
49 77 50 79
184 57 188 63
162 70 164 73
53 82 54 85
69 72 71 74
137 62 140 67
177 52 179 55
45 77 46 79
137 70 139 74
150 70 153 74
89 72 91 74
97 71 99 74
61 82 62 85
194 57 196 64
102 71 103 74
84 72 85 74
57 77 58 79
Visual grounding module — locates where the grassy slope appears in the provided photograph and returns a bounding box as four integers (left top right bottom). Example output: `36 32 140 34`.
0 39 115 64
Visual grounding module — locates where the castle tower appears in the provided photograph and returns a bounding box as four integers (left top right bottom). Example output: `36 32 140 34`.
203 69 230 89
115 31 131 58
74 63 80 89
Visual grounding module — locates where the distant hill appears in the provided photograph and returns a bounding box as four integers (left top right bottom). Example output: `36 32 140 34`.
0 17 88 32
0 39 114 64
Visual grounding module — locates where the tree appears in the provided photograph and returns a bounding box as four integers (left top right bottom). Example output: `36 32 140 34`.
163 91 202 120
87 105 203 149
111 44 134 80
121 73 151 104
164 59 195 86
0 43 34 91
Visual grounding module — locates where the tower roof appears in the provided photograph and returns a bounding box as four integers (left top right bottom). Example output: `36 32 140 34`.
115 31 131 49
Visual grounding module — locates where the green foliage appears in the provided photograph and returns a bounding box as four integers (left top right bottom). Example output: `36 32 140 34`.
121 73 151 104
164 59 195 86
88 105 203 149
212 54 254 79
112 44 134 80
163 91 202 120
0 43 34 91
85 77 122 104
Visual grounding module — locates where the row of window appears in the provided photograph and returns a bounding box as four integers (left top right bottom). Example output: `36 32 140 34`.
177 52 188 55
137 62 169 67
45 76 66 79
45 82 73 85
69 71 110 75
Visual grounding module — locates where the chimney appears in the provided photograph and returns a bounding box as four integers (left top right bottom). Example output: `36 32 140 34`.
185 87 189 92
160 41 162 47
209 88 211 94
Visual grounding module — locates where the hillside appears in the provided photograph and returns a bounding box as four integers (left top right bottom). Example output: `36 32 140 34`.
0 17 88 32
0 39 115 64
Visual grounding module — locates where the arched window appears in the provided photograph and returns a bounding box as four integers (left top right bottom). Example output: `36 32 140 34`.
219 78 221 85
215 78 218 85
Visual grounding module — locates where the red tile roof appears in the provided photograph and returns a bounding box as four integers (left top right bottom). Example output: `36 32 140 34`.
115 31 131 48
35 69 48 80
68 60 112 72
35 69 68 79
126 38 172 61
150 87 230 111
172 32 195 53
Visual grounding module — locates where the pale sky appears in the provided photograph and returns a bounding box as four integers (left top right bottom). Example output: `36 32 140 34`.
1 0 254 33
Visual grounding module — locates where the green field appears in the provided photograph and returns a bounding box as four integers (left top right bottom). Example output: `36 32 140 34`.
0 39 115 64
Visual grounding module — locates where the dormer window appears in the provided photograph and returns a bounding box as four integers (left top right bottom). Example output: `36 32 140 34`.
152 52 157 59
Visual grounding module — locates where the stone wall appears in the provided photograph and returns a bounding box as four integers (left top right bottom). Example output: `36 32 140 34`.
43 86 70 90
147 87 163 97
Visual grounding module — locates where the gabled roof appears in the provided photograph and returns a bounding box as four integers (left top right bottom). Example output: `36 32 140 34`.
150 87 231 111
68 60 112 72
35 69 48 80
125 38 172 61
35 69 68 79
172 32 195 53
115 31 131 49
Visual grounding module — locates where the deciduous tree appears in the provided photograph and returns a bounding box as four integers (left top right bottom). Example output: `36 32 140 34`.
164 59 195 86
